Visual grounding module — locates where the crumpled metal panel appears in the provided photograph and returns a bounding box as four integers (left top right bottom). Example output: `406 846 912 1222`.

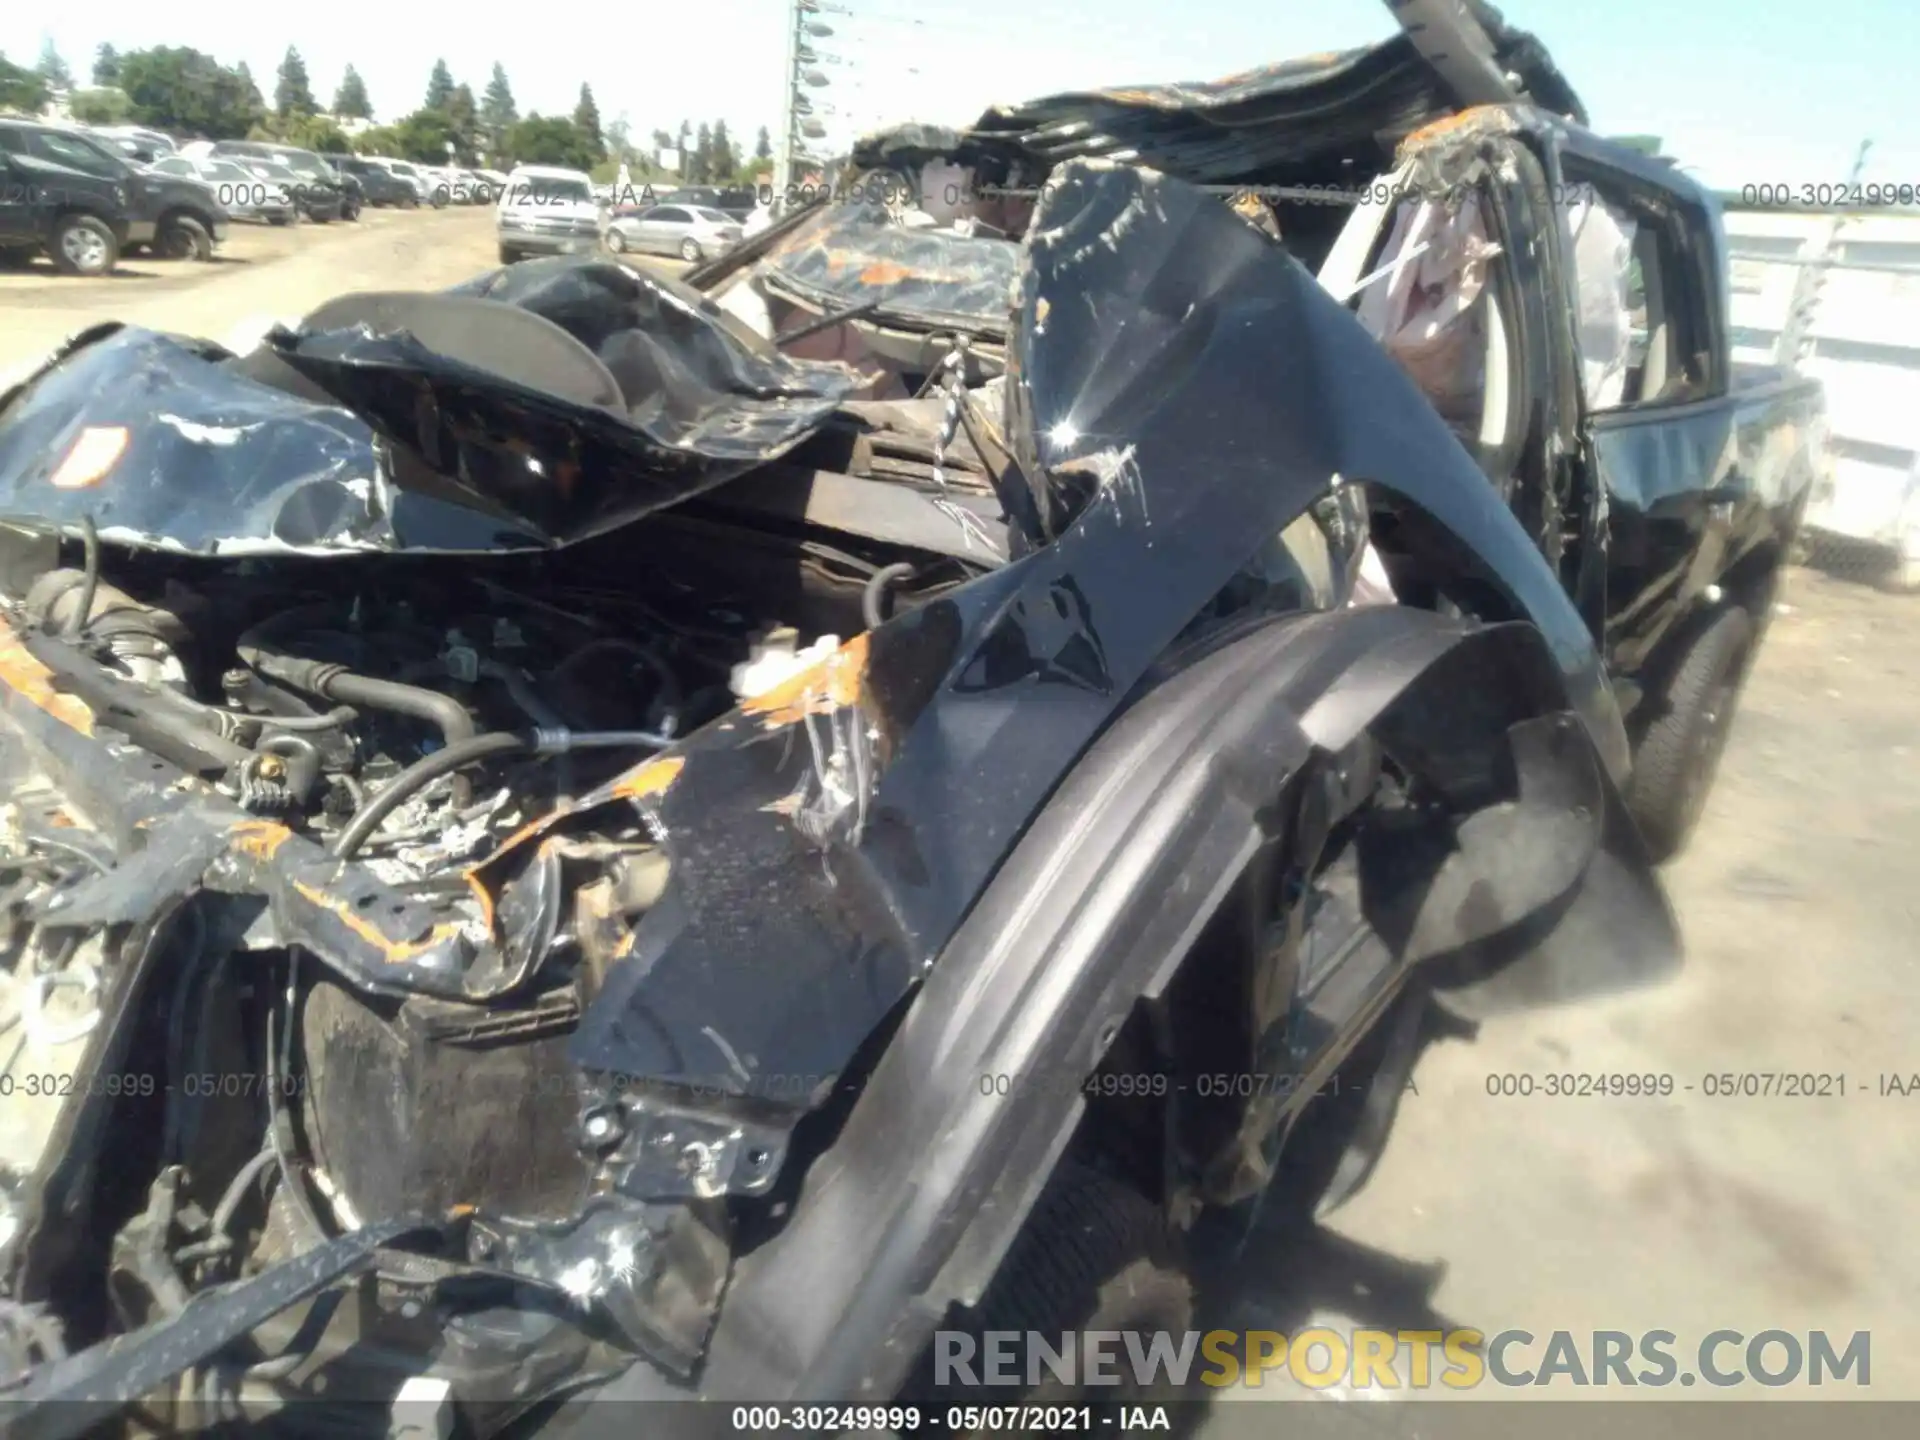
0 259 865 556
963 2 1584 184
0 325 502 557
755 201 1019 333
268 258 864 545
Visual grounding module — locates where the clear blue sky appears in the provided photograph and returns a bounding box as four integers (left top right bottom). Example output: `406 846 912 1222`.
4 0 1913 186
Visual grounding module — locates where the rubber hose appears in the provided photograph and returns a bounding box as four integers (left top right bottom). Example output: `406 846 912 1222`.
331 729 671 860
863 563 917 629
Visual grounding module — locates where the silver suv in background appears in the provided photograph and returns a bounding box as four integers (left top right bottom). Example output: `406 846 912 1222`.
603 202 742 262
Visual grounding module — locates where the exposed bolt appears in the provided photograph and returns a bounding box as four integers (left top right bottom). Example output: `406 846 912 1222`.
254 754 286 781
581 1108 622 1147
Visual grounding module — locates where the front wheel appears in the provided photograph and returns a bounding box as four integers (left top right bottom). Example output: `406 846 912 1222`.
498 245 519 265
156 215 214 262
679 237 702 262
909 1162 1193 1419
1626 604 1752 862
605 228 627 254
52 214 117 276
342 200 363 222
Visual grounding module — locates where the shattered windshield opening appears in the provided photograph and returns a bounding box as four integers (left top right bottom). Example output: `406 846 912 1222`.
744 197 1019 337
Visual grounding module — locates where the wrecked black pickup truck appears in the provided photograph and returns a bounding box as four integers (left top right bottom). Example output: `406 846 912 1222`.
0 7 1814 1438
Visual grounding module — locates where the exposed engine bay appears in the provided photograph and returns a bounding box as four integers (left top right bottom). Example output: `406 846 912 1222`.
0 497 995 1417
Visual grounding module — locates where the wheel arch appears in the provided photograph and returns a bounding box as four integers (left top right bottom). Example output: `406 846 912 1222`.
679 605 1680 1404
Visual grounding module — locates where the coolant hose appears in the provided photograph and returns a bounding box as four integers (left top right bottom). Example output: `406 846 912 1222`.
862 563 917 629
330 728 672 860
235 613 476 750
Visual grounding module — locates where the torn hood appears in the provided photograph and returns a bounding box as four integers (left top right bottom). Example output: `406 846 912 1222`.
0 258 862 555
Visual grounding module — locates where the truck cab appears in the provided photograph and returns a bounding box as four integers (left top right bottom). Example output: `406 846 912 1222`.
1315 110 1822 854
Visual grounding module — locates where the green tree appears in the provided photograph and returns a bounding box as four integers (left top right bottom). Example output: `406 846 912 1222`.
424 59 455 113
0 54 51 113
572 83 602 156
505 114 596 170
69 88 133 125
445 83 479 156
605 114 631 160
35 39 72 90
92 44 120 87
754 125 772 163
352 123 402 156
118 48 258 138
395 109 458 163
711 120 737 180
690 121 712 183
235 61 266 128
254 112 352 152
333 65 372 121
480 62 517 154
274 47 316 118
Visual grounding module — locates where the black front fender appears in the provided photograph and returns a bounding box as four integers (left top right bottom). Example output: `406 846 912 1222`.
567 606 1679 1412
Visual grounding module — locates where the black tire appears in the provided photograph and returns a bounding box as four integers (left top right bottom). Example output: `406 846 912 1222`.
1627 604 1752 862
51 214 117 276
498 245 519 265
679 237 701 262
911 1161 1193 1418
342 199 363 222
156 214 214 262
605 228 626 254
432 186 450 209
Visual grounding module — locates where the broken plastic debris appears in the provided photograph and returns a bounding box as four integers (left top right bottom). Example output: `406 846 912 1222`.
730 628 843 701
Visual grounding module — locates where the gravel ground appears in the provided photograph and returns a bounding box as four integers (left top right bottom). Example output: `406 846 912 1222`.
1 206 1913 1414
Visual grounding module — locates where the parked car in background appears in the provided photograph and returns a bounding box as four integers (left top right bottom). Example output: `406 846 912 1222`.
197 141 359 222
324 155 416 208
655 184 758 222
379 159 447 207
458 169 498 203
90 125 177 158
0 118 227 266
147 153 298 227
494 164 603 263
604 201 742 261
0 122 134 274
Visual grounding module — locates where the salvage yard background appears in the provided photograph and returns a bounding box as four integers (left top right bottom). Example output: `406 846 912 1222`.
2 203 1916 1404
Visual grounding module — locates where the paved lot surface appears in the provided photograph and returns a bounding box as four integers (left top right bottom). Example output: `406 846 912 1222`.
1 207 1914 1414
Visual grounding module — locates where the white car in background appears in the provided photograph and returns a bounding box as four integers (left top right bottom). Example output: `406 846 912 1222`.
494 165 604 264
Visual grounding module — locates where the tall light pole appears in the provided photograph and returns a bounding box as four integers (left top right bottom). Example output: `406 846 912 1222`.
775 0 805 196
777 0 839 196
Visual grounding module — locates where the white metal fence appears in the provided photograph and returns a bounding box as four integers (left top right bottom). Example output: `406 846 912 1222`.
1723 209 1920 585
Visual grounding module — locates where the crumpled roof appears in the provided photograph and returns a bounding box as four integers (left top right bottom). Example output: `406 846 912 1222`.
961 3 1584 185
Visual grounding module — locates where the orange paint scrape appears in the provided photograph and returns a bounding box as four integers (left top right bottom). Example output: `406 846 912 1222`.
230 820 295 862
0 623 95 734
292 881 466 966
